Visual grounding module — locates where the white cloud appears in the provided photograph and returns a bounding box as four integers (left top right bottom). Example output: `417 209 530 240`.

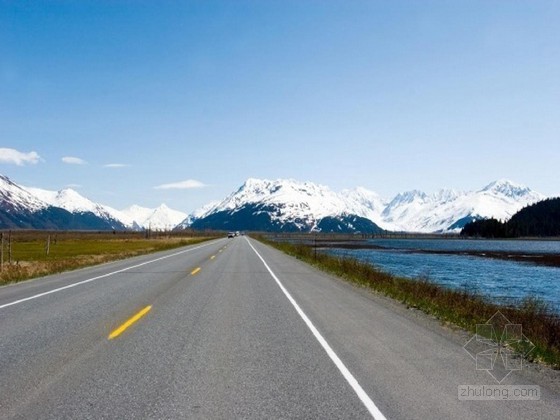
154 179 207 190
0 148 41 166
62 156 87 165
104 163 129 168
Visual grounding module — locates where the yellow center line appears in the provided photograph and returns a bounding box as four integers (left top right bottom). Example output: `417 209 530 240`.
191 267 201 275
108 305 152 340
210 255 216 260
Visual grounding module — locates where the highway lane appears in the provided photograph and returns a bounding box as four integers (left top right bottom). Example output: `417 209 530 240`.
0 237 370 418
1 236 559 419
0 238 228 415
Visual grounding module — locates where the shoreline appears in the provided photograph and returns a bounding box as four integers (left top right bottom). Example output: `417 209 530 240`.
310 240 560 268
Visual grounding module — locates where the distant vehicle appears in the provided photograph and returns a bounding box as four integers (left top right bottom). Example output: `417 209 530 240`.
228 232 235 238
235 231 240 236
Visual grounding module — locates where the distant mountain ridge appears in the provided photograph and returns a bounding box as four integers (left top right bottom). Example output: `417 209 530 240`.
26 186 123 226
0 174 186 231
377 179 545 232
180 178 546 233
111 204 187 231
24 185 186 231
0 173 548 233
0 175 126 230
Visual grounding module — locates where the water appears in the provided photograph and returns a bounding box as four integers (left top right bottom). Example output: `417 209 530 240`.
366 238 560 254
325 239 560 311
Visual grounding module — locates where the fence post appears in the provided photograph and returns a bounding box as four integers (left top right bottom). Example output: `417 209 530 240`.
314 233 317 261
8 230 12 264
46 235 51 256
1 232 4 273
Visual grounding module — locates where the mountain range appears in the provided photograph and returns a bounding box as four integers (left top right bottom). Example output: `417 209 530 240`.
0 175 126 230
0 174 548 233
179 178 546 233
0 175 186 231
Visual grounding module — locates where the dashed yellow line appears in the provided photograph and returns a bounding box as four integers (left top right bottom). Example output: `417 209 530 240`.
210 255 216 260
108 305 152 340
191 267 201 275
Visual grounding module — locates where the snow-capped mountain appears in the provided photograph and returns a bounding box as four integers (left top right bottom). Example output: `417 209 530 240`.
147 204 187 231
1 172 548 233
1 175 47 213
26 186 186 231
106 204 153 229
1 175 187 231
209 178 352 218
1 175 126 230
480 179 539 200
181 178 547 233
339 187 388 223
25 186 120 224
115 204 187 231
184 178 383 233
381 179 545 232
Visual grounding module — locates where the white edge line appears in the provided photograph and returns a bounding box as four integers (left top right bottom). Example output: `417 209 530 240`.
0 240 220 310
245 237 387 420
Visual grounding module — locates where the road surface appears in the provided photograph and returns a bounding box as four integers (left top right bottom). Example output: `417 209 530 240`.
1 237 558 419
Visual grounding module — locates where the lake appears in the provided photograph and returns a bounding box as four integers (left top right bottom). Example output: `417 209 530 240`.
324 239 560 311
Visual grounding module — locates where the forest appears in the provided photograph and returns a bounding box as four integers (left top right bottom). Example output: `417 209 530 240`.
461 197 560 237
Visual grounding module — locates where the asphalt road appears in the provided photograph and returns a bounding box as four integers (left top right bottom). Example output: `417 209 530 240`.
0 236 559 419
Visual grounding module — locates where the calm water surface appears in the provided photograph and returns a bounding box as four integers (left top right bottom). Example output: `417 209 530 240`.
325 239 560 311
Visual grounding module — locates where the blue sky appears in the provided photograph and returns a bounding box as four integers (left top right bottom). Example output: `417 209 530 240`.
1 1 559 212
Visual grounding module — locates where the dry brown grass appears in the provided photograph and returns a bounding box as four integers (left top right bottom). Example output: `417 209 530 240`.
0 231 216 285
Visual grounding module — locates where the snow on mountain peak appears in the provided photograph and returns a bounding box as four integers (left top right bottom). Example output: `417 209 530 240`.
1 175 48 212
3 173 549 234
19 182 187 231
213 178 349 221
339 187 387 221
116 203 187 231
182 177 548 233
147 204 188 230
55 188 99 212
432 189 460 203
480 179 537 199
381 180 545 232
24 186 101 213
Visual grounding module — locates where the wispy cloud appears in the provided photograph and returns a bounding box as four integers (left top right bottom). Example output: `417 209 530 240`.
62 156 87 165
104 163 130 168
154 179 207 190
0 148 41 166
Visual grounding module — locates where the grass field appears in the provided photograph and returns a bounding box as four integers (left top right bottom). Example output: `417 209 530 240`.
260 236 560 369
0 230 217 285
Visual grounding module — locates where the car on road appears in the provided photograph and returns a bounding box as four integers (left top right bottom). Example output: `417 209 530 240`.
227 232 235 238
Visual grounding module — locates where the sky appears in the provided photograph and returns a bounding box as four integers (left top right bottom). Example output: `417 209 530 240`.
1 0 559 213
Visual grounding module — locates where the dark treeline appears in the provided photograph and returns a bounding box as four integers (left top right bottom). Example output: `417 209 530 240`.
461 197 560 238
